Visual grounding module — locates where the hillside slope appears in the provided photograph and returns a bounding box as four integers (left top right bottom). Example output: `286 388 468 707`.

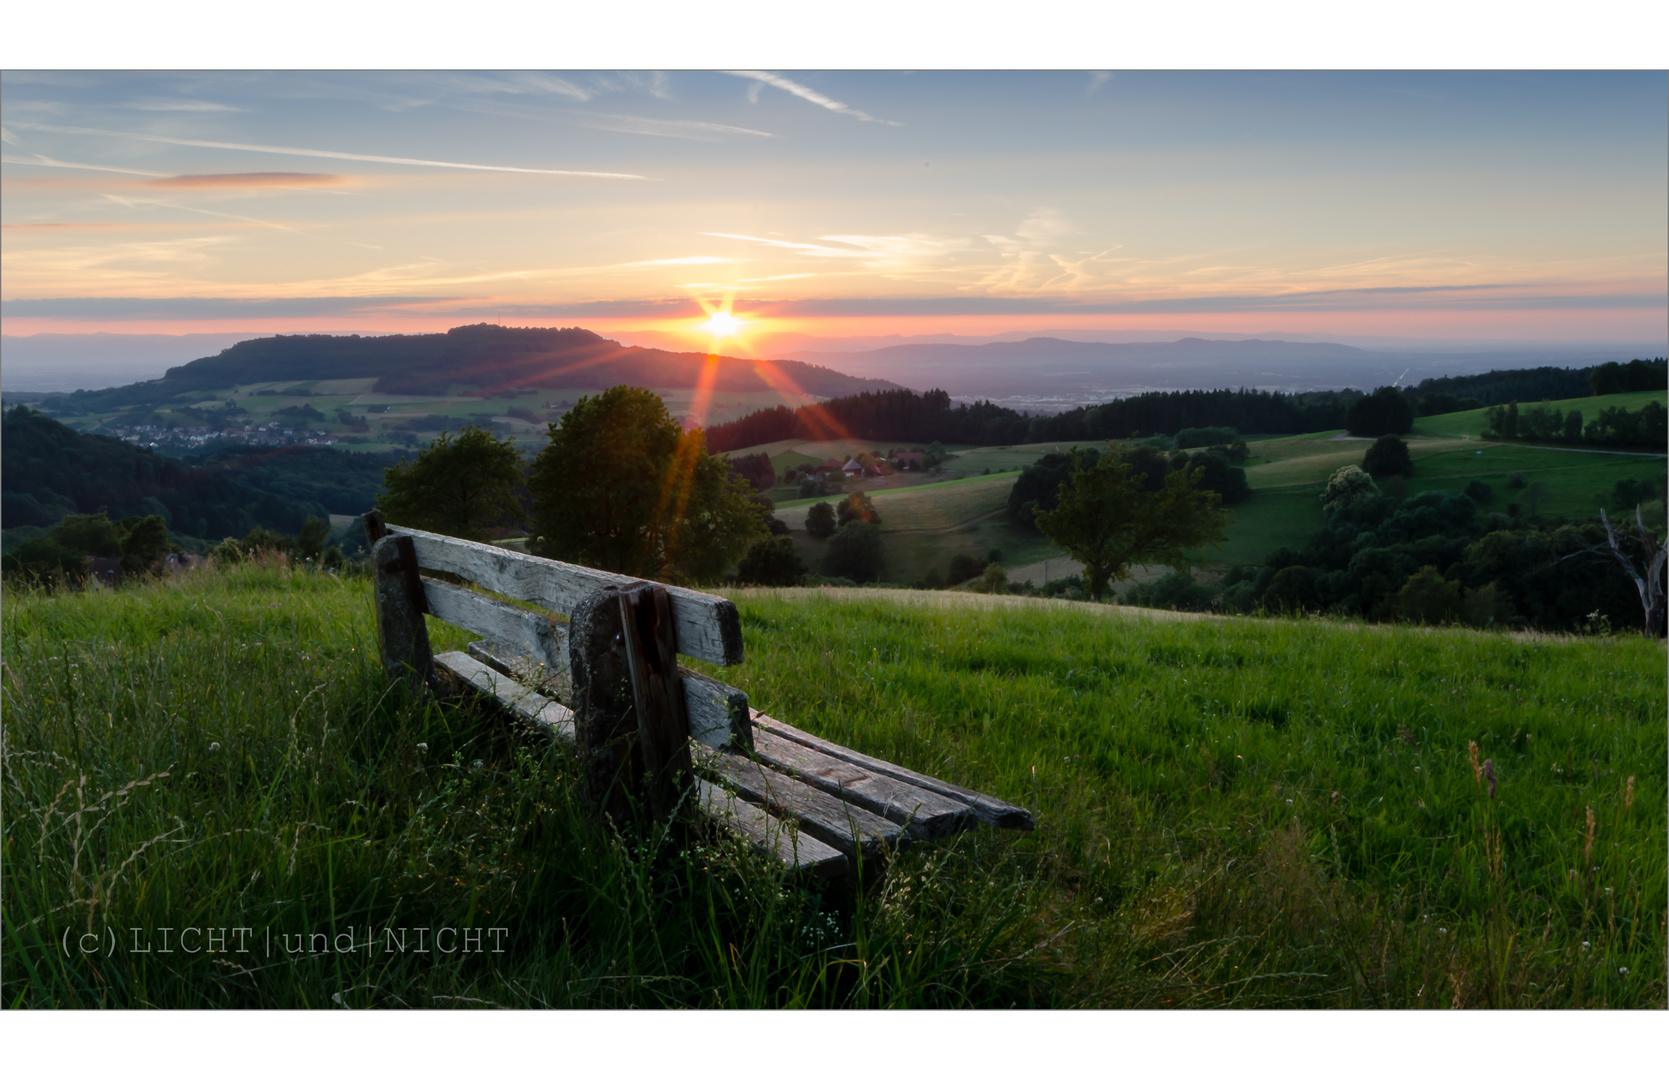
39 324 900 413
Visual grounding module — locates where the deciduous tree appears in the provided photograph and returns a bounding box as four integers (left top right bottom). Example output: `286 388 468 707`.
379 424 525 541
1034 448 1230 601
528 386 766 584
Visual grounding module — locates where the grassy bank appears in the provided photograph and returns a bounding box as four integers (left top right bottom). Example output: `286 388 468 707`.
4 568 1664 1007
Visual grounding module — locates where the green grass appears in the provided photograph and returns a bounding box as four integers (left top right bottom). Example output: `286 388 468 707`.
775 472 1021 527
5 569 1662 1007
1414 390 1669 441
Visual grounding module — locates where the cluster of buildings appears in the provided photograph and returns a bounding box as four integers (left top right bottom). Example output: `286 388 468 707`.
93 422 337 451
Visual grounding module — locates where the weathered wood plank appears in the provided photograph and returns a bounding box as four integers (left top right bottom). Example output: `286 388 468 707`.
465 639 570 701
382 522 744 666
695 780 848 878
434 650 575 742
749 727 971 839
618 583 693 822
693 745 905 860
423 578 567 678
749 711 1036 831
681 669 751 751
372 535 434 686
460 635 746 752
568 584 641 824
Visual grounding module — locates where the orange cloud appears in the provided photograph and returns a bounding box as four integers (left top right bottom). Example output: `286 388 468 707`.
145 172 348 189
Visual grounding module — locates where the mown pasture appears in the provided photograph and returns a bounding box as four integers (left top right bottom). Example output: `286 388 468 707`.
3 567 1661 1008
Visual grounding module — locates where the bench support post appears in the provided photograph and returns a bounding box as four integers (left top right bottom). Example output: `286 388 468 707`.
372 534 434 687
570 582 693 826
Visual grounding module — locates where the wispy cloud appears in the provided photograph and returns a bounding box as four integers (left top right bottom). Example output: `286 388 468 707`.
146 172 348 189
2 152 170 177
568 113 775 142
9 122 650 180
704 232 869 258
99 192 382 250
120 99 243 113
1086 72 1112 96
724 71 899 126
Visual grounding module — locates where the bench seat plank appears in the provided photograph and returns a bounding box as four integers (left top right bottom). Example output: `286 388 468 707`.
693 744 906 860
696 780 848 878
749 727 972 840
749 711 1035 831
438 650 831 875
386 523 744 666
435 650 575 742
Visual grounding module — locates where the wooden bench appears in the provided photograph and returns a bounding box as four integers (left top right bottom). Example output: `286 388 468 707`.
364 513 1033 878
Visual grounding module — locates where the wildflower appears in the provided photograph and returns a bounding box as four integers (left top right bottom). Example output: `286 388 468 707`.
1483 759 1496 799
1619 967 1629 976
1469 741 1481 787
415 743 428 752
1624 776 1635 812
208 742 221 752
472 759 485 769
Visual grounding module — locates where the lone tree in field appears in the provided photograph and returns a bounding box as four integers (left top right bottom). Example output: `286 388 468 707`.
1362 435 1414 479
528 385 767 584
379 424 526 541
1034 447 1230 602
804 500 837 539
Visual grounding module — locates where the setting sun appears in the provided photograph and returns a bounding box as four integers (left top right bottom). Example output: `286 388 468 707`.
703 312 745 339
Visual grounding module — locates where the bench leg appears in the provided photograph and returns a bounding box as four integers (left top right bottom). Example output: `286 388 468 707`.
372 534 434 687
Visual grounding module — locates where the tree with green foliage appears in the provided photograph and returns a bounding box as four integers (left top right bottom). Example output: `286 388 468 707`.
821 520 884 583
804 501 837 539
528 386 766 584
836 491 881 528
1321 466 1379 516
379 424 525 542
1362 435 1414 480
1346 386 1416 437
1034 449 1230 602
735 536 808 586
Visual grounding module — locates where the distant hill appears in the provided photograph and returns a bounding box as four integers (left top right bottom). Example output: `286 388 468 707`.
781 337 1380 397
37 324 900 414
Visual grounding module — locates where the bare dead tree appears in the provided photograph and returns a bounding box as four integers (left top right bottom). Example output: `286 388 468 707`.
1580 506 1668 637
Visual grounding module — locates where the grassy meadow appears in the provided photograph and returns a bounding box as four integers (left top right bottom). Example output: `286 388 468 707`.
4 565 1663 1008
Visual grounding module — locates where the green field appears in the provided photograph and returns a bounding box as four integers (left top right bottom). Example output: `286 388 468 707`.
4 567 1662 1008
1414 389 1668 441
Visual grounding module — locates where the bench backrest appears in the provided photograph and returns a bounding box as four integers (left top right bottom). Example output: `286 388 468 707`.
381 522 744 667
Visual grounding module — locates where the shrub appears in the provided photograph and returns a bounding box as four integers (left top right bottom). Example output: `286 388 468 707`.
821 520 884 583
735 536 807 586
1125 571 1216 612
1362 435 1414 480
1262 565 1319 613
1463 479 1493 503
1390 565 1463 625
1321 466 1379 516
805 501 837 539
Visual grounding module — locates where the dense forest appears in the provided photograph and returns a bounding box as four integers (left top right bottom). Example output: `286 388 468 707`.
705 358 1668 451
35 324 896 414
1 406 394 542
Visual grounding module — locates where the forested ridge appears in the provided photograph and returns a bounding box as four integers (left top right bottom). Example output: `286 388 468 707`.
2 406 393 542
35 324 896 414
704 358 1668 451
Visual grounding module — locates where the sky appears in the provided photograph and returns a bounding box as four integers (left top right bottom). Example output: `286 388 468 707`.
3 69 1665 355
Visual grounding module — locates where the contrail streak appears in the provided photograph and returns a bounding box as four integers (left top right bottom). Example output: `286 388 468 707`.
10 122 651 180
